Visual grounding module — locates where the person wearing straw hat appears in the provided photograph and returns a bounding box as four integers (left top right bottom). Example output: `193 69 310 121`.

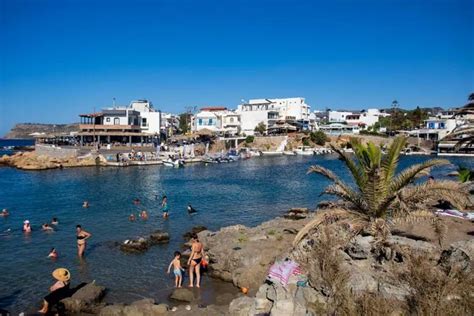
38 268 71 314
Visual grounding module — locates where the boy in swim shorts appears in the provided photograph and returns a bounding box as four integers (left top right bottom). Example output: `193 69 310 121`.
167 251 184 287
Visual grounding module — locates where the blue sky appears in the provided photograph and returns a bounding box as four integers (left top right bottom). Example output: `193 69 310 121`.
0 0 473 135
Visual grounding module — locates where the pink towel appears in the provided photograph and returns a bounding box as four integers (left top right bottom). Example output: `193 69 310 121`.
268 260 301 286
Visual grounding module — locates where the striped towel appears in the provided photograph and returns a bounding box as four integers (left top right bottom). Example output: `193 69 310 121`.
268 260 302 286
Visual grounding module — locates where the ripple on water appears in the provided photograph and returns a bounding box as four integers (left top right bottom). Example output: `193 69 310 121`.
0 155 472 313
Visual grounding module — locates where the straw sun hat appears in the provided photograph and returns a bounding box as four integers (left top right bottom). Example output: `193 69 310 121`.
52 268 70 282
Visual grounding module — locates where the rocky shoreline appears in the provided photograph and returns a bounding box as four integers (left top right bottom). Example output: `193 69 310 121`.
20 207 473 315
0 151 105 170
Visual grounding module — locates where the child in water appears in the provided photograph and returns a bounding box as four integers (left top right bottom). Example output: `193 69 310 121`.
161 196 169 218
129 213 136 221
167 251 184 288
48 248 58 258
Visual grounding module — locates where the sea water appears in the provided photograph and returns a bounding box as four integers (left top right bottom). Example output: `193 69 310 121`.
0 155 472 313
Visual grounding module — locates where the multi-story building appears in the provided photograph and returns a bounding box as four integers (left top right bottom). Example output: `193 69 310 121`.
329 109 388 129
236 97 311 135
78 99 161 145
192 107 241 136
408 117 459 141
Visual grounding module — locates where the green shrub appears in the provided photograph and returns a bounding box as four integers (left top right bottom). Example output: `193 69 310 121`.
310 130 329 146
245 136 255 144
303 138 311 146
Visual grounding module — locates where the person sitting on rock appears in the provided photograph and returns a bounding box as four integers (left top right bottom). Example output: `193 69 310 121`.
38 268 71 314
167 251 184 288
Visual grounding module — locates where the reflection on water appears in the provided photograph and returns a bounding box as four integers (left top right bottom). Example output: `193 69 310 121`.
0 155 472 313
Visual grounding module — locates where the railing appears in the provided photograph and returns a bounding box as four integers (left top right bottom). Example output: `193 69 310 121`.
79 124 140 130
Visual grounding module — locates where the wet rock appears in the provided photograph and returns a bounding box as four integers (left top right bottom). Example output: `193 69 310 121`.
149 230 170 244
183 226 208 240
228 296 254 316
99 302 168 316
120 238 149 253
62 282 105 313
284 208 309 220
439 239 474 272
170 288 195 302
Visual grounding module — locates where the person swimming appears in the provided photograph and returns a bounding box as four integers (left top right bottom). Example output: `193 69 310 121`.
23 220 32 233
133 198 141 205
42 223 54 231
187 204 197 214
51 218 59 225
1 209 9 217
140 210 148 220
48 248 58 258
129 213 136 221
82 201 89 208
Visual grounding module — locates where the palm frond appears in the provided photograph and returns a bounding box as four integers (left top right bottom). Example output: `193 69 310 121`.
389 159 450 194
292 209 352 246
381 136 406 185
330 144 367 188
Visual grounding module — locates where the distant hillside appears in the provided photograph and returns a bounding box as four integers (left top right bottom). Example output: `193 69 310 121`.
4 123 79 139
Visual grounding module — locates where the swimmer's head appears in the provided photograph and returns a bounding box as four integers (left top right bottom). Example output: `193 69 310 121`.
174 251 181 258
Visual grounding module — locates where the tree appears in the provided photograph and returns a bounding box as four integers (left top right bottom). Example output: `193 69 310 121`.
254 122 266 135
310 130 329 146
294 136 468 245
457 166 473 183
178 113 192 134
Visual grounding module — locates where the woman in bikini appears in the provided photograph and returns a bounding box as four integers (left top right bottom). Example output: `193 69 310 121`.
76 225 91 257
187 234 204 287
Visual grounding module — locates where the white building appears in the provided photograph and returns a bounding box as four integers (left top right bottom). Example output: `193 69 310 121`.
236 97 311 135
329 108 389 129
319 123 360 135
192 107 241 135
409 117 459 141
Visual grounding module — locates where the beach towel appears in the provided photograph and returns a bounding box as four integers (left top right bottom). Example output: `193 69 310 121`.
435 209 474 220
267 259 302 286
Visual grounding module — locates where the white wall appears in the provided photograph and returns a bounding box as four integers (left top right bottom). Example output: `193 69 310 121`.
329 111 353 123
103 115 128 125
141 111 161 134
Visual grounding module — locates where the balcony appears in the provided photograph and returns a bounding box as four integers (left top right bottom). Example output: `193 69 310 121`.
79 124 141 131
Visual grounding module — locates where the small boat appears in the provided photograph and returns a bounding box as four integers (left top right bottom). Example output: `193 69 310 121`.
163 159 184 168
283 151 296 156
203 157 219 164
260 151 283 156
294 146 314 156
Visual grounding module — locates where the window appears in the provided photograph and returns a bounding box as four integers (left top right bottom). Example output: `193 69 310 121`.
439 123 445 129
198 118 203 125
106 117 110 122
114 117 120 125
230 117 234 123
209 119 213 125
142 118 147 126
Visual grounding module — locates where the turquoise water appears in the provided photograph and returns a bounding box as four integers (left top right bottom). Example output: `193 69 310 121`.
0 155 472 313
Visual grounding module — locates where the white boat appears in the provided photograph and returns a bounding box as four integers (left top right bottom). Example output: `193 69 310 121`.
294 146 314 156
260 151 283 156
283 151 296 156
314 148 332 155
163 159 184 168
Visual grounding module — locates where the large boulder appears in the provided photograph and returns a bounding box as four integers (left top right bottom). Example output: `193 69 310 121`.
183 226 208 240
228 296 254 316
120 238 149 253
99 300 168 316
61 282 105 313
169 288 195 302
149 230 170 244
284 208 309 220
439 239 474 273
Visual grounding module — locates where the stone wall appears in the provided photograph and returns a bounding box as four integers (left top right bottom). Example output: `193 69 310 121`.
35 144 79 158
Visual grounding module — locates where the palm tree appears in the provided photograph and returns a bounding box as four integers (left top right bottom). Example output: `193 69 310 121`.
293 136 468 245
447 92 474 152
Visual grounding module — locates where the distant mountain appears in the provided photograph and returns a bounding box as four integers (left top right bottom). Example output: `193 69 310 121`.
4 123 79 139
